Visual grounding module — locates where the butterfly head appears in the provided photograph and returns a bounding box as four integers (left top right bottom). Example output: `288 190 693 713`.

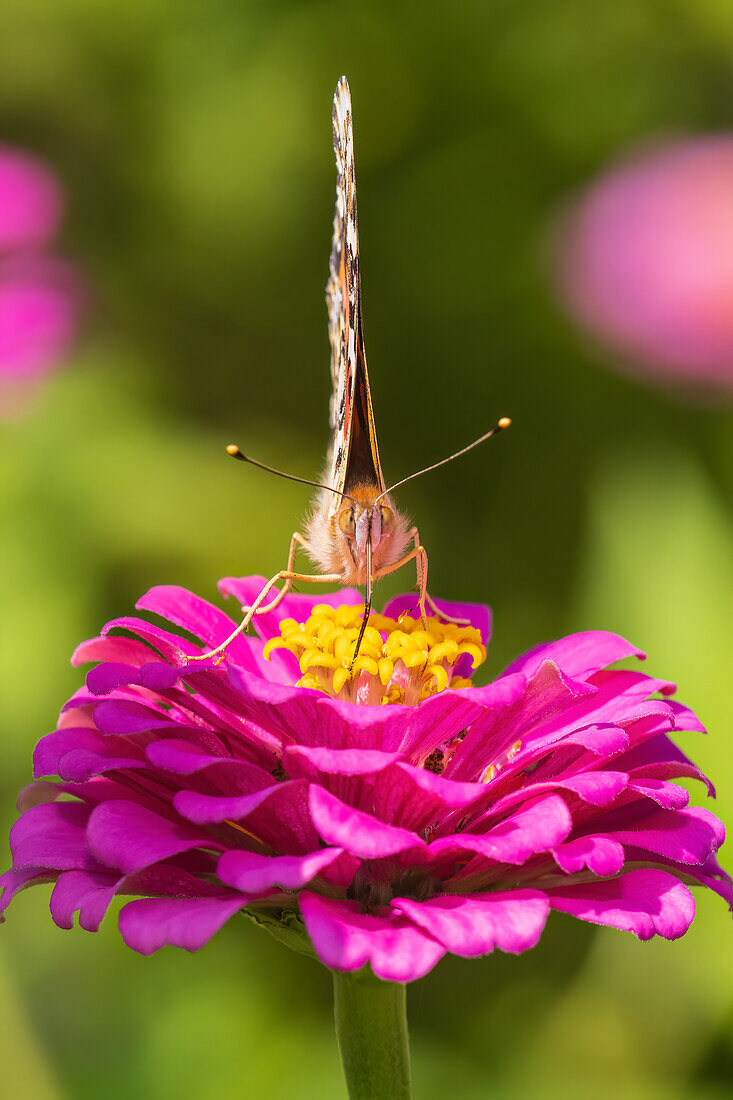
336 484 409 578
338 496 393 555
305 483 409 586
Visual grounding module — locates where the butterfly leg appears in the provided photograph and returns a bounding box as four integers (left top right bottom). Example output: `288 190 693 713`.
374 527 469 626
405 527 470 625
372 528 427 622
246 532 311 616
187 565 342 664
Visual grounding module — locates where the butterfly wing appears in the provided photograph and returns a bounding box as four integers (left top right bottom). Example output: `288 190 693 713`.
325 76 385 509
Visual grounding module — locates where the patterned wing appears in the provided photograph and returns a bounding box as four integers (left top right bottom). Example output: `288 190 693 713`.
325 76 384 505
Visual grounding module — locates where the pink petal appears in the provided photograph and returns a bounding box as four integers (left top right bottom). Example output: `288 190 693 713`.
504 630 645 680
434 794 572 866
392 890 549 956
285 746 481 831
118 894 247 954
93 699 176 735
545 868 695 940
605 806 724 865
446 661 595 783
299 892 445 981
0 866 57 916
0 256 82 378
308 786 426 859
552 835 626 876
101 616 200 662
10 801 99 871
50 869 121 931
217 848 345 893
135 585 254 667
86 800 220 874
627 777 689 810
72 635 156 668
175 780 319 854
486 771 629 821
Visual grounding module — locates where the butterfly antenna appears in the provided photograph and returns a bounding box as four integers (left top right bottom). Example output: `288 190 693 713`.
226 444 358 504
375 417 511 502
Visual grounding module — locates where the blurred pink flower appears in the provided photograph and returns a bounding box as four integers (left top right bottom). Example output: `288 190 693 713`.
0 143 83 414
0 145 63 249
556 137 733 391
0 256 82 380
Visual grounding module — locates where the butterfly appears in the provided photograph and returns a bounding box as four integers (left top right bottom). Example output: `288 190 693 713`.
197 76 509 665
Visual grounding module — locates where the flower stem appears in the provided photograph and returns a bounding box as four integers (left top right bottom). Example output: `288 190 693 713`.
332 968 413 1100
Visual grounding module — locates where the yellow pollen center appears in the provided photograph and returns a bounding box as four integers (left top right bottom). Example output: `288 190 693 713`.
263 604 486 706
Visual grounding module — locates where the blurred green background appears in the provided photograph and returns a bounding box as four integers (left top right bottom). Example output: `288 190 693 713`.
1 1 732 1097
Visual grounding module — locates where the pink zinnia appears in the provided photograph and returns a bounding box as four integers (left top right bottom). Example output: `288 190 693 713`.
0 145 63 249
1 577 728 981
556 136 733 393
0 144 83 409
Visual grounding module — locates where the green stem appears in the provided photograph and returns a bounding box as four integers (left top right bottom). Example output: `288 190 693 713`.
332 968 413 1100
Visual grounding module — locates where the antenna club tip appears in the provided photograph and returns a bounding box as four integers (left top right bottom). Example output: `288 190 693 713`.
226 444 241 457
498 417 512 430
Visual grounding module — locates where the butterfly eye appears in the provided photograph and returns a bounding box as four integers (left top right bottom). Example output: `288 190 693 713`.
378 505 394 530
338 507 356 536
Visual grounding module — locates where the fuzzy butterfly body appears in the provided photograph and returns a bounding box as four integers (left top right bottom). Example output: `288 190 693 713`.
306 75 410 586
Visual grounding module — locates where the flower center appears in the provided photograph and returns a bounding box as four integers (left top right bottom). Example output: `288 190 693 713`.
263 603 486 705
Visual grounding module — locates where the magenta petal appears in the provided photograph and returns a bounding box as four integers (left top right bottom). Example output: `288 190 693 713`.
284 745 401 782
299 892 445 981
101 616 200 662
0 866 57 915
72 635 155 668
627 777 689 810
217 848 344 893
373 762 483 831
285 747 480 831
489 771 629 817
545 869 695 940
135 585 253 667
552 836 626 876
175 780 319 854
308 786 426 858
10 802 99 871
504 630 645 680
434 794 572 865
118 894 247 954
606 806 724 865
392 891 549 956
50 870 121 931
93 700 175 735
446 661 595 783
34 728 103 778
86 801 219 874
144 740 272 791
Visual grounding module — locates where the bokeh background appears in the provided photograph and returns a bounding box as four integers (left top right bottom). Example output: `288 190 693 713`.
1 2 732 1097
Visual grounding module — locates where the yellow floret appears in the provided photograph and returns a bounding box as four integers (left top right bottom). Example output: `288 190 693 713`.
264 603 486 705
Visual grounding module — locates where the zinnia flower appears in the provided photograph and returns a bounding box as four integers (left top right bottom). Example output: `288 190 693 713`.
0 144 62 249
1 578 729 982
555 136 733 393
